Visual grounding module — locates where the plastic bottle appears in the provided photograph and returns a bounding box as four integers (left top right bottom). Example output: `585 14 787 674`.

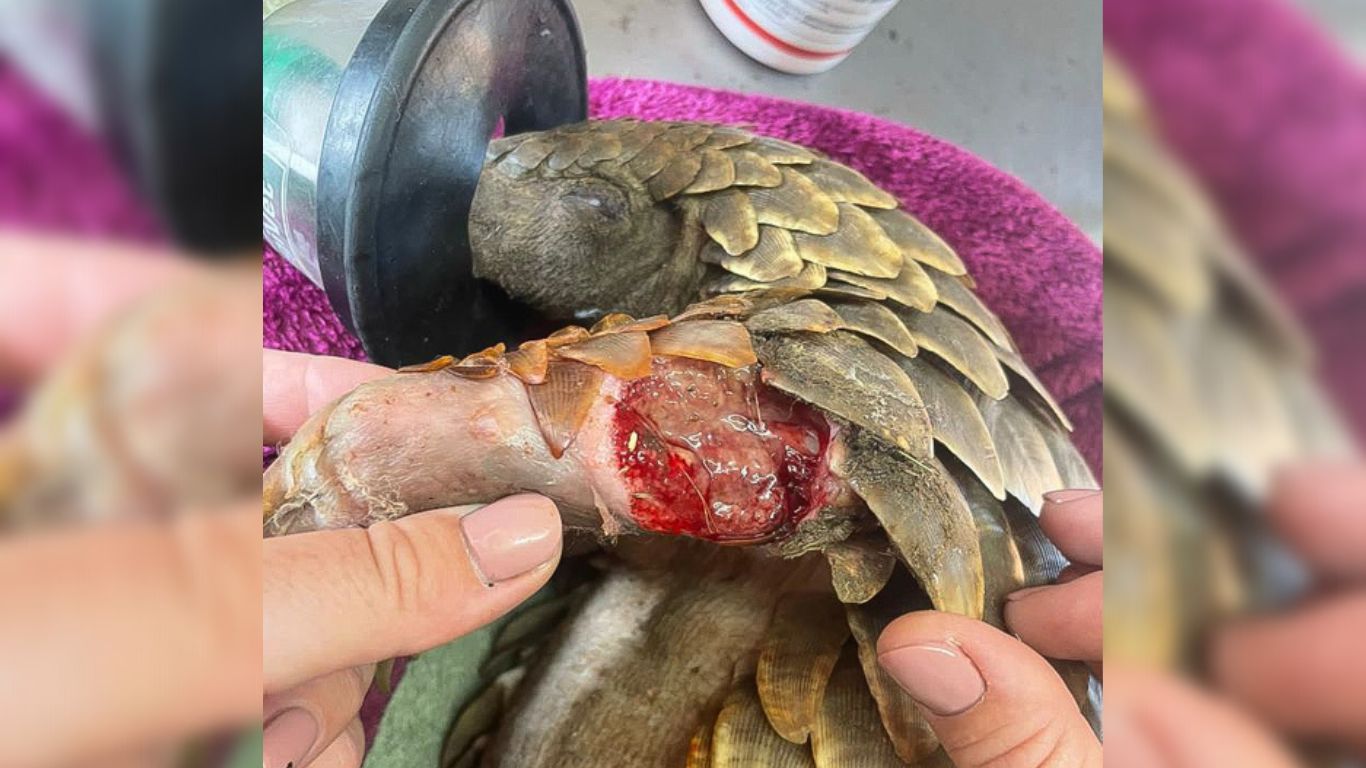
699 0 900 74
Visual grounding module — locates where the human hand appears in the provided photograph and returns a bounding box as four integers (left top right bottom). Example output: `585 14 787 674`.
262 349 564 768
876 489 1103 768
1107 463 1366 766
1003 490 1103 676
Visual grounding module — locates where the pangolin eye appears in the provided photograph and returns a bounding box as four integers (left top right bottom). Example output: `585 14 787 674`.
562 183 628 219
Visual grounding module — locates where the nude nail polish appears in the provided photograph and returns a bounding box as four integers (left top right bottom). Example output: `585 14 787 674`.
1043 488 1101 505
878 642 987 717
263 708 318 768
460 495 561 585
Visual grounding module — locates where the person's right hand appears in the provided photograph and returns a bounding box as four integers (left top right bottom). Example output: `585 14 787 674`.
877 490 1103 768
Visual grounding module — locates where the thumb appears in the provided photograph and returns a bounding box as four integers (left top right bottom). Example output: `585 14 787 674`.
265 494 562 693
878 611 1101 768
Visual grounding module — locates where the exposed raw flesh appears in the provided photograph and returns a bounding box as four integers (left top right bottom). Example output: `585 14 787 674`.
614 358 836 543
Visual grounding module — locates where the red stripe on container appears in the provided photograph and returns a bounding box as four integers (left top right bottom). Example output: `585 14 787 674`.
721 0 851 60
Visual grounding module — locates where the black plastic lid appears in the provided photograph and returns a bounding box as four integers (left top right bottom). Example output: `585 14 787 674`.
315 0 588 366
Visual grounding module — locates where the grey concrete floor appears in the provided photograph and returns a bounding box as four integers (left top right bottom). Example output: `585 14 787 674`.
574 0 1103 240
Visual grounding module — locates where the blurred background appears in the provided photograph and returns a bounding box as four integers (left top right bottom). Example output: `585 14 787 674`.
1105 0 1365 764
0 1 261 766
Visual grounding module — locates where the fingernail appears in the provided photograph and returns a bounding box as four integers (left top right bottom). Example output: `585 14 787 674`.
263 708 318 768
1043 488 1100 505
460 495 561 584
878 642 986 716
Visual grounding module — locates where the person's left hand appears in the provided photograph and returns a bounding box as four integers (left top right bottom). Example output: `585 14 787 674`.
262 350 564 768
877 489 1103 768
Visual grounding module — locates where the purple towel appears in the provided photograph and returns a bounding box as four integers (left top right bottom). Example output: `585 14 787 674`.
1107 0 1366 440
267 79 1105 469
0 58 1102 468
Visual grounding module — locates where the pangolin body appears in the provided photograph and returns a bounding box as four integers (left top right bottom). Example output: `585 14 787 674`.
263 120 1100 766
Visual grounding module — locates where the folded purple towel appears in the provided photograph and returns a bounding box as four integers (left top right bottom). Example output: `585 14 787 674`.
1107 0 1366 440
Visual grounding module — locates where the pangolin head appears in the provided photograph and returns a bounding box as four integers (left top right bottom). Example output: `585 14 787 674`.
469 129 705 324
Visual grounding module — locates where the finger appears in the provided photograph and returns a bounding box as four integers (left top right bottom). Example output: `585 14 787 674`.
1267 462 1366 581
0 503 260 768
0 233 194 382
263 665 374 768
1005 570 1103 663
878 611 1101 768
263 350 391 445
1040 489 1103 566
305 718 365 768
265 494 562 693
1105 666 1299 768
1210 592 1366 746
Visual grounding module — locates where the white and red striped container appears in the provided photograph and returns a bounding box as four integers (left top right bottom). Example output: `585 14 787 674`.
699 0 900 74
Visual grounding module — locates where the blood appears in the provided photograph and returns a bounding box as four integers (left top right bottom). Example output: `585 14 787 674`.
612 357 834 544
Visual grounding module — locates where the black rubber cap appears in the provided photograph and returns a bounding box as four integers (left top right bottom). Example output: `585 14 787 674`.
315 0 587 367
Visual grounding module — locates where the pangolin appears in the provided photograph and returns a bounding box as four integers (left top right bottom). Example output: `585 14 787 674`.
262 120 1101 766
1102 55 1355 670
